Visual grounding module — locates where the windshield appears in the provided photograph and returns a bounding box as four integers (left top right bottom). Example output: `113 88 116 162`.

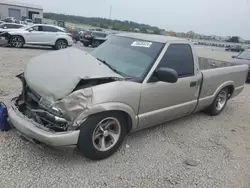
237 51 250 60
91 36 164 78
92 32 107 38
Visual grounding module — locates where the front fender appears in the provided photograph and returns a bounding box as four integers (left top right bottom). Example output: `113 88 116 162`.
73 102 138 131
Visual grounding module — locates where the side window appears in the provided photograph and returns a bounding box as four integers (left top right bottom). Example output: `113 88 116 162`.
31 26 39 31
0 24 6 28
14 25 22 29
5 24 13 28
42 26 60 32
158 44 194 77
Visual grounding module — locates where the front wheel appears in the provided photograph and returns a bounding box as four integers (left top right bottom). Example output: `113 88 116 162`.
77 112 128 160
205 88 228 116
10 36 24 48
92 40 100 47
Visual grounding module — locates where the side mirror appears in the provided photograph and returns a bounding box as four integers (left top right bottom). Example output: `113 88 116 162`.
28 28 33 32
232 55 236 58
154 67 178 83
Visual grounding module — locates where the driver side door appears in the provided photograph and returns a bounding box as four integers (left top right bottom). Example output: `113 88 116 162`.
24 26 45 44
138 43 202 129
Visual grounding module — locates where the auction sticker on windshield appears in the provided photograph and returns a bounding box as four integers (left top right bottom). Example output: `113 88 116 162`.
131 41 152 48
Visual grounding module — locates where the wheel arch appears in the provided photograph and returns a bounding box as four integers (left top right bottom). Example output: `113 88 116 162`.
55 38 68 46
213 81 235 99
9 34 26 44
73 102 138 132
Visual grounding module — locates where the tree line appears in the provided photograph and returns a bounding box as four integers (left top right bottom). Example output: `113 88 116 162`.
43 12 162 34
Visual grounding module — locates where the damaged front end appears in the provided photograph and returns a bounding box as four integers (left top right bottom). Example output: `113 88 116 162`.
14 73 69 132
0 32 11 45
12 73 119 132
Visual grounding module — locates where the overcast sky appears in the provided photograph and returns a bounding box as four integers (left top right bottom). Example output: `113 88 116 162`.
19 0 250 39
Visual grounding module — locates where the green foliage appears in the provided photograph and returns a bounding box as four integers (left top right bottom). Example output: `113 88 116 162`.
153 29 161 34
140 28 148 33
43 12 162 33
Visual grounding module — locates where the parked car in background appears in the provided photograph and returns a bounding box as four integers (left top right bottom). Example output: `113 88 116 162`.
231 50 250 81
225 45 244 52
8 33 248 160
71 30 81 43
3 17 17 23
0 24 73 49
80 31 108 47
89 28 103 32
0 23 24 34
24 19 33 25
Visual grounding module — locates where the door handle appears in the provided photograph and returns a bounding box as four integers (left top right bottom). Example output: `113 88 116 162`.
190 81 197 87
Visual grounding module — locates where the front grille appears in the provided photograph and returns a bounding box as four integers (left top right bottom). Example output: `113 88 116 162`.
16 73 68 131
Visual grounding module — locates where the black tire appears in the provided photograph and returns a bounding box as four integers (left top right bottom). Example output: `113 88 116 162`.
92 40 100 48
83 43 89 47
205 88 228 116
54 39 68 50
77 111 128 160
10 36 24 48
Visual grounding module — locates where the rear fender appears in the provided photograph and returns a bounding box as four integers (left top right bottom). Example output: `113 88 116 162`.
195 81 235 112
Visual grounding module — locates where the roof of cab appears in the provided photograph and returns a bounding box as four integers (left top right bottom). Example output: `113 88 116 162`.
116 32 187 43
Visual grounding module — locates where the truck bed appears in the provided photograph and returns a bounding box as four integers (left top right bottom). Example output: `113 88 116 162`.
195 57 248 112
198 57 234 70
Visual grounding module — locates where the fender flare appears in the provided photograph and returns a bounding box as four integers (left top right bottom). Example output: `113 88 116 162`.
73 102 138 131
212 81 235 98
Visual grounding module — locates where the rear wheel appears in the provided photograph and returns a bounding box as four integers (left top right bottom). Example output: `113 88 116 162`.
77 111 128 160
10 36 24 48
205 88 228 115
54 39 67 50
83 43 89 47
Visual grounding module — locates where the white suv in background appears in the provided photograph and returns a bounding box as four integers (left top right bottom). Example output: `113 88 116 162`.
2 24 73 50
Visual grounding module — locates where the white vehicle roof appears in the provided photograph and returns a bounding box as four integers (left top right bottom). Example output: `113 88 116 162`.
116 33 186 43
30 24 67 31
0 23 24 26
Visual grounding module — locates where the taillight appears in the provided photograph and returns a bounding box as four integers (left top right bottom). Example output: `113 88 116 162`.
85 34 91 38
68 34 72 38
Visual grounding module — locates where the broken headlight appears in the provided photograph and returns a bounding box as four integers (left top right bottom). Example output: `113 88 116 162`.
38 97 63 117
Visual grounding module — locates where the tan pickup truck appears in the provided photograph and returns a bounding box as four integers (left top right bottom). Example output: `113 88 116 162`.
8 33 248 160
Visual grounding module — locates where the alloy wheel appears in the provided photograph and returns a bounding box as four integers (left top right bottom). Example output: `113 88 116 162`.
92 117 121 152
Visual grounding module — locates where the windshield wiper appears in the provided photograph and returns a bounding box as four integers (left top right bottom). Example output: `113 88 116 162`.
96 58 131 78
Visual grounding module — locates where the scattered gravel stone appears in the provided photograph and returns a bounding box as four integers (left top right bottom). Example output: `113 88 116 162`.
184 159 199 167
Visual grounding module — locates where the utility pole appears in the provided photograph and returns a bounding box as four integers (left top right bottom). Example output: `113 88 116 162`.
109 6 112 20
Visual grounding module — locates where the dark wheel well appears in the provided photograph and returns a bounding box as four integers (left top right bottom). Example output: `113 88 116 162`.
118 111 133 133
226 85 234 98
55 38 68 46
9 35 25 43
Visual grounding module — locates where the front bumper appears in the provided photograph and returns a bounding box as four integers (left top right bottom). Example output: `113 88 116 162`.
8 100 80 146
0 36 8 45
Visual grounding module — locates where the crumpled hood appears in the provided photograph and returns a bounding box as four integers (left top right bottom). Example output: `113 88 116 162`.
24 48 123 101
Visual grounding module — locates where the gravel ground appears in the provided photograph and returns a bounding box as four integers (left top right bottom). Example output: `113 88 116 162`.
0 45 250 188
